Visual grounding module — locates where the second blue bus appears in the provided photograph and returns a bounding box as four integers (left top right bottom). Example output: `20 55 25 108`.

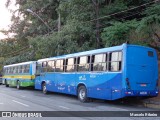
34 43 159 102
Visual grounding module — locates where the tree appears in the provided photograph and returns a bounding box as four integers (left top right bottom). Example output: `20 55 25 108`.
2 0 160 65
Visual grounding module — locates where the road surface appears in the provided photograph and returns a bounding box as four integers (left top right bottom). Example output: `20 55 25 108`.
0 85 159 120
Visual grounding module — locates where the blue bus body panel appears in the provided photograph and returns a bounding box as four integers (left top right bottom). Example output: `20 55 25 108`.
35 72 123 100
35 44 159 100
124 45 158 96
87 72 123 100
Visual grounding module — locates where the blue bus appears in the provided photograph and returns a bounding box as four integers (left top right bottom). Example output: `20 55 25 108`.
35 44 159 102
3 61 37 89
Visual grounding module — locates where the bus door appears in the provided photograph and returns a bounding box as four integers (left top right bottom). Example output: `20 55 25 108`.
35 62 43 90
35 62 49 90
40 61 57 92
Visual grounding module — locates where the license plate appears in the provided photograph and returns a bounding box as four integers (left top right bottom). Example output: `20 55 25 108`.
140 84 146 87
140 92 147 95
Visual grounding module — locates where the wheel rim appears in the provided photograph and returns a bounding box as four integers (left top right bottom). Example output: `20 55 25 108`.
79 89 85 100
43 85 47 93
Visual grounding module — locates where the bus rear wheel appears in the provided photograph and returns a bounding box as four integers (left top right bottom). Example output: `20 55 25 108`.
16 81 21 89
42 83 48 94
78 86 89 103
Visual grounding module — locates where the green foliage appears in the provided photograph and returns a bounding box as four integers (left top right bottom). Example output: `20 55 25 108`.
101 2 160 50
101 20 138 46
0 0 160 67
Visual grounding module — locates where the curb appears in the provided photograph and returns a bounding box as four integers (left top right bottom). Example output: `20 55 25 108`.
142 100 160 110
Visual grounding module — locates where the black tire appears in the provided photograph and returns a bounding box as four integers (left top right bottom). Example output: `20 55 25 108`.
16 81 21 89
5 80 9 87
42 83 48 94
78 86 89 102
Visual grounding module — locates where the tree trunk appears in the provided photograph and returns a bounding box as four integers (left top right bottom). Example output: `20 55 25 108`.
92 0 101 48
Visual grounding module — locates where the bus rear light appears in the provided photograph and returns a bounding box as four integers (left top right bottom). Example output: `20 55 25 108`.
125 91 133 95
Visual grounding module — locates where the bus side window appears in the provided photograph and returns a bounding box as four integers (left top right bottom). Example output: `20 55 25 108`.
17 66 20 74
92 54 107 71
10 67 12 74
66 58 74 72
108 51 122 72
48 61 54 72
52 61 55 72
60 60 64 72
55 60 63 72
13 67 16 74
5 68 7 74
36 63 42 74
42 61 48 72
8 67 10 74
27 64 30 73
23 65 26 73
77 56 89 72
22 65 25 73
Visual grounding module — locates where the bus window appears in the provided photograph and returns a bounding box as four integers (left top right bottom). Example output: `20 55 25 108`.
108 51 122 72
60 60 64 72
26 64 30 73
36 63 42 74
77 56 89 72
13 67 16 74
18 66 22 73
17 66 20 73
47 61 55 72
23 65 26 73
92 54 107 71
52 61 55 71
42 62 48 72
66 58 75 72
5 68 8 74
22 65 25 73
10 67 13 74
16 66 18 73
7 67 10 74
148 51 153 57
55 59 64 72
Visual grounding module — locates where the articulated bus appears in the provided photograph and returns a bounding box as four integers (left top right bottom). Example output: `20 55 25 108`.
35 43 159 102
3 61 36 89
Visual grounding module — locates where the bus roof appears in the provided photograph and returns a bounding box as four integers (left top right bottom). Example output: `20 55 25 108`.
38 43 125 62
38 43 156 62
4 61 36 68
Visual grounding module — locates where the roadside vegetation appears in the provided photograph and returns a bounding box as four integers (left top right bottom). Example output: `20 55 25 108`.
0 0 160 71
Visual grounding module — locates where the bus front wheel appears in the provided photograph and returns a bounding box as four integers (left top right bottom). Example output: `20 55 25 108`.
78 86 89 103
42 83 48 94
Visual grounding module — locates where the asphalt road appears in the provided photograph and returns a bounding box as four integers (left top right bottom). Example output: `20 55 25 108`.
0 85 159 120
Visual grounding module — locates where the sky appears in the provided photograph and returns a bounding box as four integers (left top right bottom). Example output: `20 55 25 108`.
0 0 17 39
